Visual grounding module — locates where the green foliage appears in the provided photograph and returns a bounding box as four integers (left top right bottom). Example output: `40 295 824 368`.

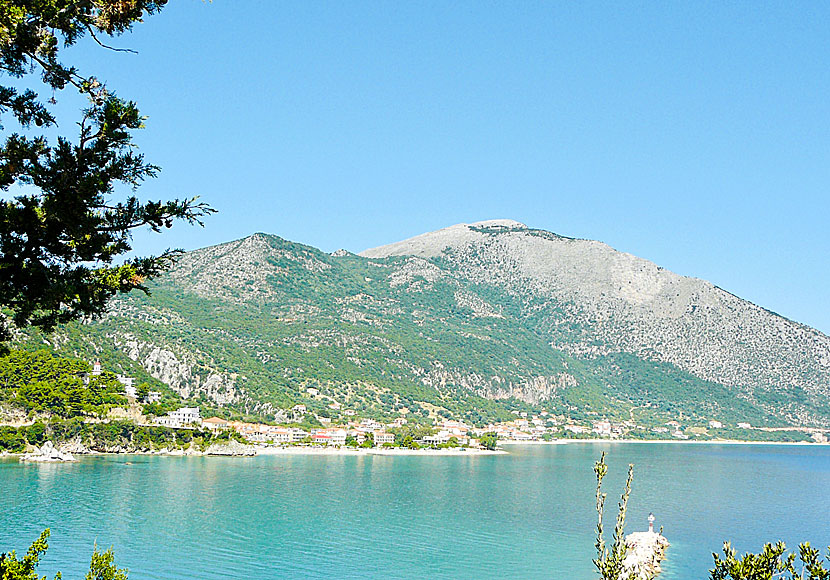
15 230 827 430
0 419 236 452
390 423 434 447
0 349 127 418
84 545 128 580
710 541 830 580
0 425 25 451
593 452 635 580
0 529 54 580
478 432 498 450
0 529 127 580
0 0 213 344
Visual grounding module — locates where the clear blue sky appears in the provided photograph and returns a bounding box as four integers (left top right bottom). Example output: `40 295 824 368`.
64 1 829 333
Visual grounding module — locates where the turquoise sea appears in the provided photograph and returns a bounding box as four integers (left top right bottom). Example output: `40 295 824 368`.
2 443 829 579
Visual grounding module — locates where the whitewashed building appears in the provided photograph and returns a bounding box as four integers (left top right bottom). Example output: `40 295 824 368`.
156 407 202 428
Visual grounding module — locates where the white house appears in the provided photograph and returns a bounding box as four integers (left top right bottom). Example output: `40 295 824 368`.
117 375 136 397
708 420 723 429
290 428 309 442
592 421 612 437
373 431 395 446
327 429 347 445
156 407 202 428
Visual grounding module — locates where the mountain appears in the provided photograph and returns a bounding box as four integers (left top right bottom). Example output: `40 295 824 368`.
26 220 830 428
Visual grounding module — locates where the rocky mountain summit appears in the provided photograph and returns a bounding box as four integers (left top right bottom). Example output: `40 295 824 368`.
363 220 830 424
38 221 830 427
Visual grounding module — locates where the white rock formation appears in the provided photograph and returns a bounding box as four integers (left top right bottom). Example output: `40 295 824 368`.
21 441 76 462
622 531 670 579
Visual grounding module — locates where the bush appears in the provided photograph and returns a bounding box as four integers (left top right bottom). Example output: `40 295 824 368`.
0 529 128 580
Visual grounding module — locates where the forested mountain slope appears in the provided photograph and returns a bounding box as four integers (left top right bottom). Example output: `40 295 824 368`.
25 220 830 427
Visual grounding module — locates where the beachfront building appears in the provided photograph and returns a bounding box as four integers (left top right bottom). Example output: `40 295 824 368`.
310 428 347 446
328 429 347 445
291 428 309 442
312 432 331 445
374 431 395 446
708 420 723 429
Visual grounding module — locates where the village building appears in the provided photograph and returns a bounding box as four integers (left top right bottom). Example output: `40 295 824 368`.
155 407 202 429
373 431 395 446
202 417 230 431
593 421 612 437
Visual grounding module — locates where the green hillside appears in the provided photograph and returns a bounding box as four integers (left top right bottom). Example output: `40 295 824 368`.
14 227 823 430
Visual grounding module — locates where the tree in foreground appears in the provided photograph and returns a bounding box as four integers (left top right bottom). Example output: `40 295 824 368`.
593 451 635 580
0 529 127 579
710 540 830 580
593 453 830 580
0 0 214 345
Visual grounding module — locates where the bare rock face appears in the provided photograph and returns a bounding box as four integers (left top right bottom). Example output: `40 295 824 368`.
59 438 92 455
61 220 829 427
113 334 239 405
21 441 76 462
362 221 830 424
205 439 256 456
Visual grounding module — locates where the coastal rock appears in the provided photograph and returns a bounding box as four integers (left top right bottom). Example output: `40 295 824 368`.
622 531 669 579
21 441 76 463
59 438 92 455
205 439 256 456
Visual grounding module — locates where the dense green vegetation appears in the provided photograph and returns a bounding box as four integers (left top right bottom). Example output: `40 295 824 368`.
0 350 127 418
0 419 246 453
0 0 213 345
8 231 827 432
0 529 127 580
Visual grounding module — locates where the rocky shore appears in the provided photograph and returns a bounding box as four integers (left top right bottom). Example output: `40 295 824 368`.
622 531 670 579
20 441 76 462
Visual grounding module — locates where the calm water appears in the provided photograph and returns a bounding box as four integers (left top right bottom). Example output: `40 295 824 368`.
2 443 829 579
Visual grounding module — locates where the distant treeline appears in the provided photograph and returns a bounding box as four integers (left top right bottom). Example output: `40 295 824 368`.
0 419 246 453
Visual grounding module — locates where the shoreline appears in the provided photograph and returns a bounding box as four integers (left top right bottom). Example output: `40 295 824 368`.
1 445 506 460
255 446 505 456
499 438 829 446
3 438 826 461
